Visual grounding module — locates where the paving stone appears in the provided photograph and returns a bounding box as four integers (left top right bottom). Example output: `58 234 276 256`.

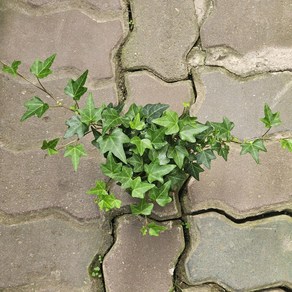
0 148 106 219
125 71 195 114
0 10 123 80
184 213 292 291
194 0 212 27
122 0 199 81
184 142 292 218
196 0 292 76
191 67 292 139
103 215 185 292
180 284 224 292
0 74 117 150
0 215 112 290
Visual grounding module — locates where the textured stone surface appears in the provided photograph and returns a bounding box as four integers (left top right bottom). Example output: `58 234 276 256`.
184 143 292 218
191 68 292 139
193 0 292 75
181 284 224 292
0 148 105 219
122 0 199 81
0 10 123 80
0 215 112 290
125 71 195 114
184 213 292 290
0 74 117 150
103 215 184 292
194 0 212 27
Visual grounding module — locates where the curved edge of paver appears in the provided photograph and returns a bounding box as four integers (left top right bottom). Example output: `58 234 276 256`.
181 212 292 291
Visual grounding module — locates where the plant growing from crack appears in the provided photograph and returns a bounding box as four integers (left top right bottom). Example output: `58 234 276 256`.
1 55 292 236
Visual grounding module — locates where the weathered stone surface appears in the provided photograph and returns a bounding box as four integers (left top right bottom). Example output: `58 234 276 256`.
184 143 292 218
0 74 117 150
184 213 292 290
180 284 224 292
0 148 105 219
191 67 292 139
103 215 185 292
195 0 292 76
0 215 111 290
122 0 199 81
194 0 212 27
125 71 195 114
0 10 123 80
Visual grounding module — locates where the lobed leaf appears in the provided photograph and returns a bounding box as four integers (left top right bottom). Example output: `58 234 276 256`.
41 138 60 155
240 139 267 164
2 60 21 76
64 144 87 171
260 104 281 129
64 70 88 100
21 96 49 121
30 54 56 78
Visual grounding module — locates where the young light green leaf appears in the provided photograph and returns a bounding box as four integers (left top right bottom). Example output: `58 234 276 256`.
128 154 144 172
64 144 87 171
21 96 49 121
167 145 189 169
152 110 179 135
196 149 216 169
185 162 204 181
64 116 88 139
100 153 122 179
240 139 267 164
2 60 21 76
260 104 281 128
79 94 104 126
130 137 153 156
101 108 124 134
280 139 292 152
113 166 133 189
125 103 141 121
30 54 56 78
130 200 154 215
144 161 176 183
64 70 88 100
179 123 210 143
87 180 108 196
142 104 169 122
97 193 121 211
41 138 60 155
129 113 145 130
149 181 172 207
141 222 167 236
97 128 130 163
130 177 155 198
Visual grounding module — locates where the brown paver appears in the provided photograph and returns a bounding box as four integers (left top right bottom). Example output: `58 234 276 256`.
191 67 292 139
0 9 123 80
0 148 105 219
122 0 199 81
0 215 112 291
184 213 292 291
184 143 292 218
103 215 185 292
180 284 224 292
125 71 195 114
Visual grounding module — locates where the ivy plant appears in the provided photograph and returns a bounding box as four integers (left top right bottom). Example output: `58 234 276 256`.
1 55 292 236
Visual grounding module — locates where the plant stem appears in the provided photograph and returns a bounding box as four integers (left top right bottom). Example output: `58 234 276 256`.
262 127 271 137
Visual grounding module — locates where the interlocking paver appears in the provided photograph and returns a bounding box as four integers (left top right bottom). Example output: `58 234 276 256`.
125 71 195 114
0 74 117 150
0 148 105 219
103 215 184 292
0 10 123 80
195 0 292 76
122 0 199 81
184 143 292 218
184 213 292 291
180 284 224 292
0 216 111 291
191 67 292 139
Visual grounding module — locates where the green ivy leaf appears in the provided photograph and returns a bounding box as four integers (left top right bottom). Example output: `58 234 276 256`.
212 142 230 161
129 113 145 130
166 167 188 191
185 162 204 181
144 161 176 183
128 154 144 172
240 139 267 164
141 222 167 236
64 70 88 100
30 54 56 78
152 110 179 135
97 128 130 163
130 137 153 155
2 60 21 76
114 166 133 189
79 93 104 126
130 177 155 198
87 180 108 196
145 126 167 149
101 108 124 134
142 104 169 122
280 139 292 152
167 145 189 169
100 153 122 179
20 96 49 121
130 200 154 215
148 145 170 165
196 149 216 169
98 193 121 211
179 124 209 143
149 181 172 207
64 116 88 139
209 117 235 140
64 144 87 171
260 104 281 128
125 103 141 121
41 138 60 155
